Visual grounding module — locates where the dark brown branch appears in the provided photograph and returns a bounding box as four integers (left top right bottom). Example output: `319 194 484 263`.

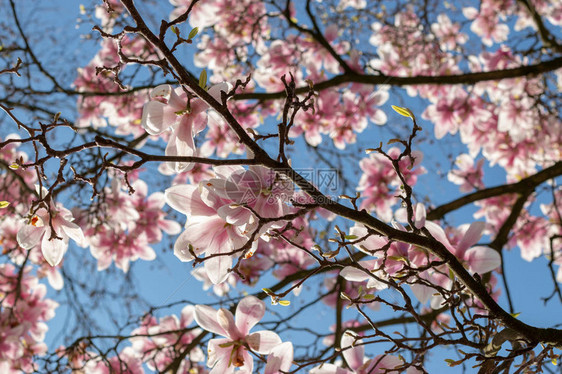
428 161 562 220
234 57 562 101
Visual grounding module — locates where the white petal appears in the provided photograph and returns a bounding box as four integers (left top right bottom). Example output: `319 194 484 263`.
41 231 67 266
340 266 369 282
17 225 44 249
466 246 501 274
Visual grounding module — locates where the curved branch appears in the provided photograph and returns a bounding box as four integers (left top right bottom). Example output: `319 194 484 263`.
427 161 562 220
234 57 562 101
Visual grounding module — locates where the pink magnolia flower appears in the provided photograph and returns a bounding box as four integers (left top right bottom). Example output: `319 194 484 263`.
130 306 205 372
0 264 58 373
129 179 182 243
165 183 249 284
141 82 231 172
85 347 144 374
194 295 282 373
310 330 414 373
463 6 509 47
430 14 468 51
447 153 485 192
17 195 85 267
426 220 501 275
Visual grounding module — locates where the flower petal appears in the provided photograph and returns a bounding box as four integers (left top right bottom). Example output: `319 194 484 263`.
217 308 240 340
458 221 485 253
341 331 364 371
466 246 501 274
41 230 67 266
17 224 44 250
204 247 232 285
59 219 85 246
235 296 265 336
340 266 369 282
141 101 176 135
264 342 293 374
246 330 281 354
208 82 233 102
194 305 226 336
165 184 215 217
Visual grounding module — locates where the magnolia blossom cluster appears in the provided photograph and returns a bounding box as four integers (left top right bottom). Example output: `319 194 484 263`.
129 305 206 373
311 330 422 373
193 296 293 374
74 36 157 137
176 0 390 149
357 147 426 222
81 177 181 272
338 204 501 310
59 311 206 374
60 296 294 373
0 135 37 207
0 264 58 373
165 164 295 284
447 153 485 192
16 190 85 268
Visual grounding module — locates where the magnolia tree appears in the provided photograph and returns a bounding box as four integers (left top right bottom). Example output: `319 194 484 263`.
0 0 561 372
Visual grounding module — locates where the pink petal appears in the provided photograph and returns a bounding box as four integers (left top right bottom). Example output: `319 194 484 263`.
264 342 293 374
246 330 282 354
424 221 455 253
465 246 501 274
414 203 426 229
175 115 196 156
194 305 226 336
207 82 233 102
457 221 485 253
206 338 234 372
165 184 216 217
137 245 156 261
47 268 64 290
180 305 195 326
204 247 232 285
217 205 253 226
150 84 173 99
173 229 205 262
217 308 240 340
410 283 432 304
235 296 265 336
365 354 402 372
158 219 182 235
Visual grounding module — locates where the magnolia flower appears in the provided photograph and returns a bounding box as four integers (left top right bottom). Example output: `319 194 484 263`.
425 220 501 275
141 82 231 172
17 197 84 267
194 295 282 373
311 330 409 373
165 183 249 284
